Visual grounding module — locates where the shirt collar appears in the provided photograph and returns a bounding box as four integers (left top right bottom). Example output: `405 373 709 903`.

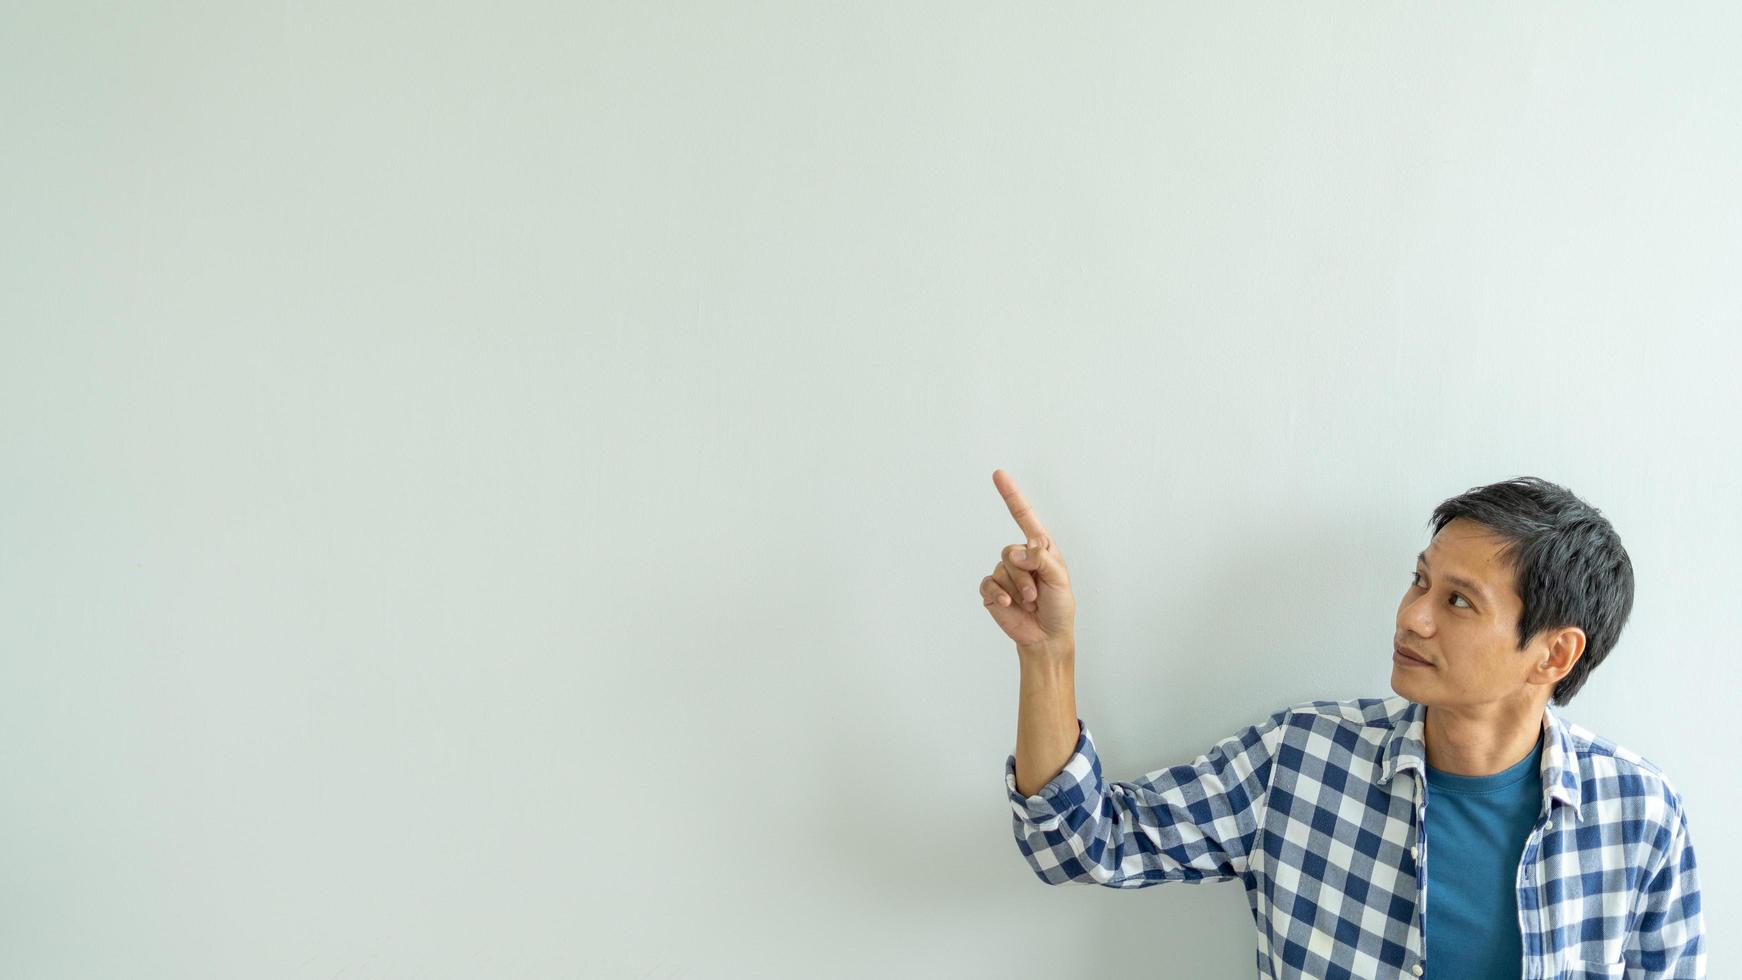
1379 698 1584 821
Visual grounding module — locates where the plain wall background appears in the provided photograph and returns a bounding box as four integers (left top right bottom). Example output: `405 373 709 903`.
2 3 1737 977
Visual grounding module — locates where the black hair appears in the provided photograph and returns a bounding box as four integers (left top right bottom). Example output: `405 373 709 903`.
1427 476 1634 706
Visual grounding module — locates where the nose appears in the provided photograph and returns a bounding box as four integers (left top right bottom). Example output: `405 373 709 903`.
1398 591 1435 635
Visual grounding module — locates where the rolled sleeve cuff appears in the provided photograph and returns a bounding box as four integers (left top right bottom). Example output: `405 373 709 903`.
1004 718 1100 831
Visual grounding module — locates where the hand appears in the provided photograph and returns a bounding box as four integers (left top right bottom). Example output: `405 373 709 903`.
981 469 1076 655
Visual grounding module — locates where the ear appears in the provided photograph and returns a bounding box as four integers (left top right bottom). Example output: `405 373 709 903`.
1536 626 1587 682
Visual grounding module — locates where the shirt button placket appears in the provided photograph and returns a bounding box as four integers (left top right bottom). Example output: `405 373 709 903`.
1410 964 1424 976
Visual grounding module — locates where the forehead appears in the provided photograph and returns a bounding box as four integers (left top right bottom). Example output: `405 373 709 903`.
1419 519 1516 605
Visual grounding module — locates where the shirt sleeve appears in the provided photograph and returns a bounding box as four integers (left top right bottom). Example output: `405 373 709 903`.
1004 707 1291 887
1624 799 1706 977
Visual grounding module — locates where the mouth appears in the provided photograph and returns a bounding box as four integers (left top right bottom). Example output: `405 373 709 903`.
1393 644 1432 667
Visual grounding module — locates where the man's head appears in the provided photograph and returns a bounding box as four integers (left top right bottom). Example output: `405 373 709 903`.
1391 476 1634 710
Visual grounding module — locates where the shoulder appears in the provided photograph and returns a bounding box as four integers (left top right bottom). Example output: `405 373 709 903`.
1282 693 1410 723
1271 693 1412 736
1556 712 1690 824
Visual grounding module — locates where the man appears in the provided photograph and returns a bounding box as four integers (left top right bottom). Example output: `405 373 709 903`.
984 470 1703 979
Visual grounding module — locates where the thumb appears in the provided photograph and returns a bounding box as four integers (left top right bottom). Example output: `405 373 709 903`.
1019 536 1064 584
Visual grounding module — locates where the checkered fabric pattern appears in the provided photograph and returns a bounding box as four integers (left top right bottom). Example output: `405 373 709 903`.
1005 695 1704 978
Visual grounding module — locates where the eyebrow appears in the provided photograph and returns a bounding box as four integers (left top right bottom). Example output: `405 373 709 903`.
1416 551 1493 606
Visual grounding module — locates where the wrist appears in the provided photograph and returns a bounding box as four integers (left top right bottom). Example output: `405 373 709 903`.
1017 640 1075 665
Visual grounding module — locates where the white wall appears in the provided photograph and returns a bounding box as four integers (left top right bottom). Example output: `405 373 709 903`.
2 3 1735 976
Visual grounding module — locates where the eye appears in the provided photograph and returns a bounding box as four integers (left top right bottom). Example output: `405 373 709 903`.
1411 571 1472 609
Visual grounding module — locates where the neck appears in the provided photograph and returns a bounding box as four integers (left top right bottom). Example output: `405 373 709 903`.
1423 698 1546 776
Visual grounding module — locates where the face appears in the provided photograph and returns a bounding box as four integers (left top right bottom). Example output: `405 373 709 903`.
1391 517 1583 709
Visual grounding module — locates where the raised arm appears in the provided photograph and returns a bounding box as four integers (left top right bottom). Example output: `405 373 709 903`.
1005 706 1292 887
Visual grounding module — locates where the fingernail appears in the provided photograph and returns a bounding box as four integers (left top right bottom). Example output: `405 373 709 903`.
1012 548 1027 561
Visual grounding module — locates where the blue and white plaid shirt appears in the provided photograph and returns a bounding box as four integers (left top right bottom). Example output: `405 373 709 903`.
1005 696 1704 978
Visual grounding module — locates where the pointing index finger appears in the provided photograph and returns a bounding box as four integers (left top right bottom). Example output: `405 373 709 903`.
992 469 1051 548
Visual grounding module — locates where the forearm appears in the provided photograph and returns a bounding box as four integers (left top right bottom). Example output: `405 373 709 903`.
1013 644 1078 797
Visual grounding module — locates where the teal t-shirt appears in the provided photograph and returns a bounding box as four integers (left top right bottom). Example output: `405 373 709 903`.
1423 728 1545 979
